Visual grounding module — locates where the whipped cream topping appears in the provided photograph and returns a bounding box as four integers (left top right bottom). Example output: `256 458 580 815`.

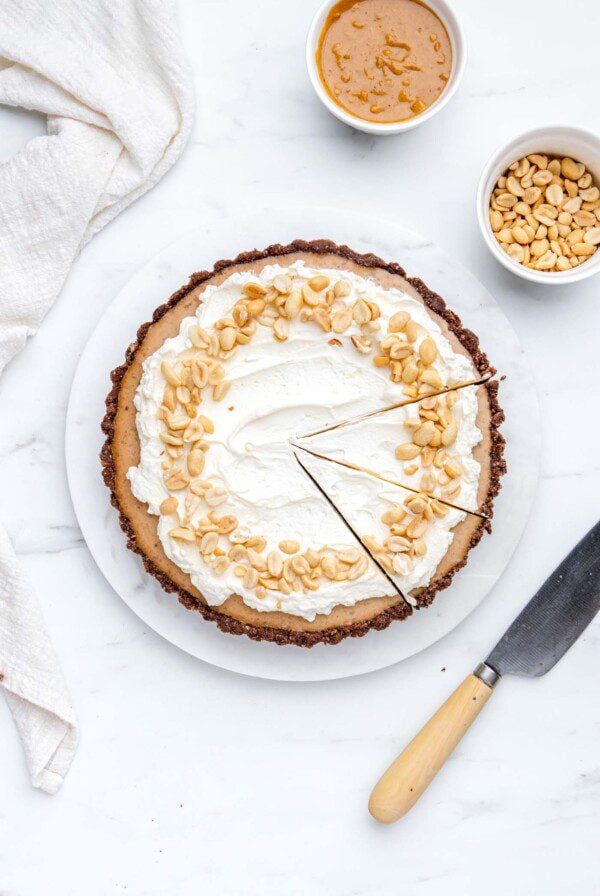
298 385 482 513
127 261 479 620
298 452 467 597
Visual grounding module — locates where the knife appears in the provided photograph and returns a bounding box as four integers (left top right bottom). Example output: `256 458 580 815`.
368 520 600 824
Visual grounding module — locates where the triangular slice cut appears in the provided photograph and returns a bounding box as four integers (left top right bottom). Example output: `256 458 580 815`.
293 451 406 603
298 372 495 441
295 449 489 608
294 381 505 519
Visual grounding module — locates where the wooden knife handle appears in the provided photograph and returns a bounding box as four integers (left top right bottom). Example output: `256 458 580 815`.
368 673 494 824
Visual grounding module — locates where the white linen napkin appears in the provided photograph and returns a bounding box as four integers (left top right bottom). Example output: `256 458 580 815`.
0 0 194 793
0 530 78 795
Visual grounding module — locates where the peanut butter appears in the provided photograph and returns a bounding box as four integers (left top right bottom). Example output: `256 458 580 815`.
316 0 452 124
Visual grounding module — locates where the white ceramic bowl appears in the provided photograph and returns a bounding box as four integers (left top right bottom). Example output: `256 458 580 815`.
477 125 600 285
306 0 466 136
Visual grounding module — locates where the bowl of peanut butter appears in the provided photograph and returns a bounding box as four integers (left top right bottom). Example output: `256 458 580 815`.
306 0 466 135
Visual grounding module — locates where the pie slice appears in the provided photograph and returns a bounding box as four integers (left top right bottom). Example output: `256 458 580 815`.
294 382 506 517
295 449 489 608
101 239 504 646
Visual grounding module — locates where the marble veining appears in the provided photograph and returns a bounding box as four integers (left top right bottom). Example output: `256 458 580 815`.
0 0 599 893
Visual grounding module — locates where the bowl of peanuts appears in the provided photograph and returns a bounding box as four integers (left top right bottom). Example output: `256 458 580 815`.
477 125 600 284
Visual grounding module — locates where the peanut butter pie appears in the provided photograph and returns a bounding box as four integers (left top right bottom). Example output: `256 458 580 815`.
101 240 506 646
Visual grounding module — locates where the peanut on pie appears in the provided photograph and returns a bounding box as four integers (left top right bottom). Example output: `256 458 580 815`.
101 241 505 647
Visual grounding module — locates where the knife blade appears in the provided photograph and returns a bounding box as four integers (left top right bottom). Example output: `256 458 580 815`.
484 520 600 678
369 520 600 823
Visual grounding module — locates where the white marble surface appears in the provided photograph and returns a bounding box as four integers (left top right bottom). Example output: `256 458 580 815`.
1 0 599 892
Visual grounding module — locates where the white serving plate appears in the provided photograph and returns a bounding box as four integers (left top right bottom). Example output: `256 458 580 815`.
65 207 539 681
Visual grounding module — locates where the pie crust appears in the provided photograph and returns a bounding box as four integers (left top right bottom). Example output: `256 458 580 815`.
101 240 506 646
